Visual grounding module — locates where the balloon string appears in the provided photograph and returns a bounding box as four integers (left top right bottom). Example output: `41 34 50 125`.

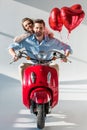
66 32 70 44
67 32 70 40
59 32 62 40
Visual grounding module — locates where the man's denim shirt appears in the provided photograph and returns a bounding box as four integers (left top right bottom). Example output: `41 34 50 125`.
8 34 73 60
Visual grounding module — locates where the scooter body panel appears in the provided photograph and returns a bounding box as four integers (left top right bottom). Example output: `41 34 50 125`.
22 65 59 108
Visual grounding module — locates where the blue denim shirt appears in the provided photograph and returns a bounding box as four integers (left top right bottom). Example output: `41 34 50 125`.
8 34 72 59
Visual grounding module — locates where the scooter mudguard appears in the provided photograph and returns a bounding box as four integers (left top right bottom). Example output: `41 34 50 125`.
30 88 52 104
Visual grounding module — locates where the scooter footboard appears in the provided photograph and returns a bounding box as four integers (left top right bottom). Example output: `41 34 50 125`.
30 88 52 104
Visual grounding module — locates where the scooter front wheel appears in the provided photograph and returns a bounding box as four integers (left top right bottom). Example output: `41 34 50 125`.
37 104 45 129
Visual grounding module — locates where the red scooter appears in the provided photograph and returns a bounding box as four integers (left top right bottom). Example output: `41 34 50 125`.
10 50 69 129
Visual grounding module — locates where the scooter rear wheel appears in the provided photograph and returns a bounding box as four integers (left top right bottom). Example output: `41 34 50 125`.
37 104 45 129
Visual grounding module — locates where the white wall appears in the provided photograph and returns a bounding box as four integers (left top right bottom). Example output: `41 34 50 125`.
0 0 87 81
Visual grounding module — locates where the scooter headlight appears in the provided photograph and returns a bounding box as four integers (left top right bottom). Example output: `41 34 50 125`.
31 72 36 83
47 72 51 84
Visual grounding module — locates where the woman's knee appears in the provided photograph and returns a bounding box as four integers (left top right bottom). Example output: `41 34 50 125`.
18 63 26 70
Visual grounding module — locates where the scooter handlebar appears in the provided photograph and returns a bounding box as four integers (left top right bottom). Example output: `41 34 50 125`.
10 50 71 64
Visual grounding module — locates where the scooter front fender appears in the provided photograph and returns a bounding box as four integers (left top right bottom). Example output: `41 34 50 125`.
30 88 52 104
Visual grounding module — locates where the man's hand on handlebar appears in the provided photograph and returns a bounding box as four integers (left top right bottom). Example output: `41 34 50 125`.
10 53 21 64
61 50 71 63
61 57 67 62
13 54 19 62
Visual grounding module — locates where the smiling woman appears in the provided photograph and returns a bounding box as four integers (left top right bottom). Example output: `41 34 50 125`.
13 17 34 43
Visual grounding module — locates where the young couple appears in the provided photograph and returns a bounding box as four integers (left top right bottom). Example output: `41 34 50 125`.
8 18 72 82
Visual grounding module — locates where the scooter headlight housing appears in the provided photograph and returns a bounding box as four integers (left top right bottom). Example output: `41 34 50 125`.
31 72 36 83
47 72 51 84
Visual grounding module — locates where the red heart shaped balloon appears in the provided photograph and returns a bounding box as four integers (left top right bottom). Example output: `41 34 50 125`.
71 4 82 10
61 6 85 33
49 7 63 32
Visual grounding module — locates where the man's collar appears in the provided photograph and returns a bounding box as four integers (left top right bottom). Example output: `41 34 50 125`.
32 34 36 40
32 34 49 42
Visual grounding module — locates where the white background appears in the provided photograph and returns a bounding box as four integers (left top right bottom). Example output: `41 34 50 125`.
0 0 87 130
